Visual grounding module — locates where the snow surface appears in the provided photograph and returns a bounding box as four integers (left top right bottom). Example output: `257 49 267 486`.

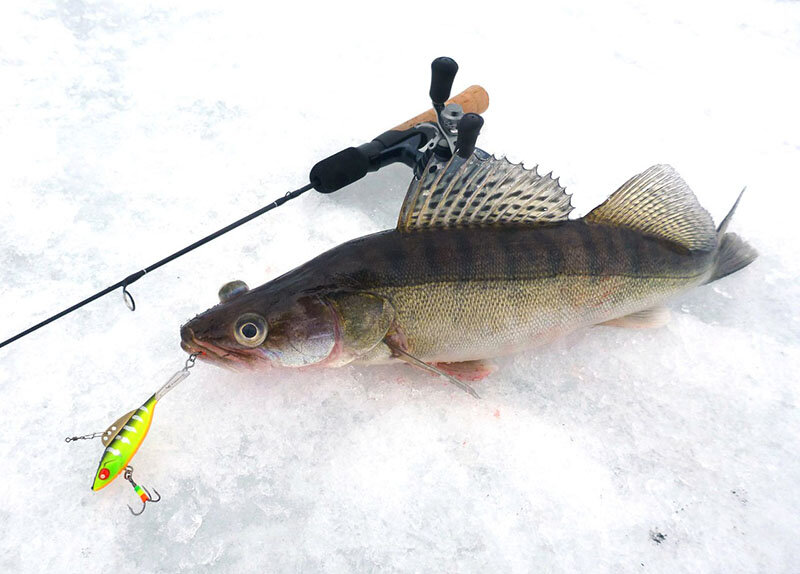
1 0 799 572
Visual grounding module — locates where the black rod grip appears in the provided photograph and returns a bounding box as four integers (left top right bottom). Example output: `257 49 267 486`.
455 113 483 158
429 57 459 105
310 147 370 194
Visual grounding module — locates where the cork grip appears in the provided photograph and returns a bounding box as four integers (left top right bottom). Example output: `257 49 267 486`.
391 85 489 131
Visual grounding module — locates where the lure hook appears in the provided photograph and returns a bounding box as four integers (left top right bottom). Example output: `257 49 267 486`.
123 466 160 516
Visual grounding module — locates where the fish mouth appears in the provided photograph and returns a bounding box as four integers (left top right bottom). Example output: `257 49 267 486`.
180 326 260 369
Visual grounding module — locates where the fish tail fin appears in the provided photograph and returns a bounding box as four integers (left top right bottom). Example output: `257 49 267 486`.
708 189 757 283
710 232 757 283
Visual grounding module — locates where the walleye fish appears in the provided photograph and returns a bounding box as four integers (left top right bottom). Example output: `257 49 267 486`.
180 152 756 396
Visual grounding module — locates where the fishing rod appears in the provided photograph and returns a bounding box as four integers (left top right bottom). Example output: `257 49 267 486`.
0 57 489 351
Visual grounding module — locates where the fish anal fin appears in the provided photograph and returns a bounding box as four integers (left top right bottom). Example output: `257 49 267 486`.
598 306 670 329
433 360 496 382
384 340 481 399
585 164 717 252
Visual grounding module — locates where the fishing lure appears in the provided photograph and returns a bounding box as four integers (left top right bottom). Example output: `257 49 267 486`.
66 353 200 514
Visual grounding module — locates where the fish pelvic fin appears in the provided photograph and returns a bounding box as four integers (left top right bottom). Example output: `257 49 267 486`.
584 164 717 252
386 341 481 399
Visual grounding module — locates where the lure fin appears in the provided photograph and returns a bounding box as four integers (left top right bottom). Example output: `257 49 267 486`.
101 409 137 447
397 152 573 231
584 164 717 252
598 306 671 329
385 341 481 398
433 359 496 381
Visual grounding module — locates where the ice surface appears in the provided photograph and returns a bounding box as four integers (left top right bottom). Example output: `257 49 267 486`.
1 0 799 572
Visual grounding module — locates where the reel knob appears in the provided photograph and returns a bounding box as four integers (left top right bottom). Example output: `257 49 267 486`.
429 57 459 107
455 113 483 158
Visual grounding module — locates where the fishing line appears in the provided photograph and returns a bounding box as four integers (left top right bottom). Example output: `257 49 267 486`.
0 184 313 350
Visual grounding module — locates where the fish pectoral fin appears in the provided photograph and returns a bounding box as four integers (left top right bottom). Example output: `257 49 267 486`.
433 360 496 382
598 306 671 329
385 343 481 399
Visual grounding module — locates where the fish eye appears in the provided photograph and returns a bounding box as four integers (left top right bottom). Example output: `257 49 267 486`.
98 468 110 481
234 313 268 347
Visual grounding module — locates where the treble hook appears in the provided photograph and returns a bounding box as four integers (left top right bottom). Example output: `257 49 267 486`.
123 466 161 516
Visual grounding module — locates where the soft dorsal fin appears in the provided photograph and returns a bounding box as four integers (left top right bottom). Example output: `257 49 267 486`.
584 164 717 251
397 152 573 232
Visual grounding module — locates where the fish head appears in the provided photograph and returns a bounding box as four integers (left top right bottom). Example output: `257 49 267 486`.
180 280 338 369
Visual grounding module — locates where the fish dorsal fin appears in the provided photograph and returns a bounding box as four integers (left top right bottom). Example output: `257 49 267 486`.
585 164 717 251
397 152 573 232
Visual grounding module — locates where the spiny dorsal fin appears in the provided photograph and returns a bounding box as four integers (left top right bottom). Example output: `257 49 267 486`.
584 164 717 251
397 152 573 232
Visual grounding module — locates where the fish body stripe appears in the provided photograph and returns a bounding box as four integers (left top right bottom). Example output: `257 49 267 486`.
574 223 600 277
623 227 643 275
422 232 440 277
456 232 475 280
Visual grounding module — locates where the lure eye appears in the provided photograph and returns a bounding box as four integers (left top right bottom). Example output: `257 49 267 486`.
98 468 110 481
234 313 268 347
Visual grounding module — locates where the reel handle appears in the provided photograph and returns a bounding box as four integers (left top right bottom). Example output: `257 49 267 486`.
456 113 484 158
391 85 489 131
429 57 459 106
